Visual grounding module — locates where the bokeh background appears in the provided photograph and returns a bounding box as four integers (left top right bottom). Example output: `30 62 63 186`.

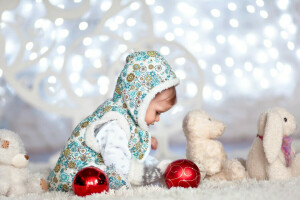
1 0 300 161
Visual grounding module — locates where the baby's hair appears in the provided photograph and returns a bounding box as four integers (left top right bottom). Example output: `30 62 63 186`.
166 86 177 106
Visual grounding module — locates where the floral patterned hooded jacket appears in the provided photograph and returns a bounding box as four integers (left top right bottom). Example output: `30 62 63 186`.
48 51 180 191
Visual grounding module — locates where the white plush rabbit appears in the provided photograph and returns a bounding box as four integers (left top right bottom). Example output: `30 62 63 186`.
247 107 300 180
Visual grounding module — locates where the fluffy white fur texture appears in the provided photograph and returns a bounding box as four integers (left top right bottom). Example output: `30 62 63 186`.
128 160 145 186
5 162 300 200
137 78 180 131
182 110 246 181
0 129 47 197
247 107 300 180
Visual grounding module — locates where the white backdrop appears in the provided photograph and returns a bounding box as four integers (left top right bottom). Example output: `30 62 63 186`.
1 0 300 160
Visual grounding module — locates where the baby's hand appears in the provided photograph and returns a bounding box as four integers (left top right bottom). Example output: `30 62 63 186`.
151 137 158 150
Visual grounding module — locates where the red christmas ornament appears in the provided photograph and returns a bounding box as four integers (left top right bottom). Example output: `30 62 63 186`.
164 159 201 189
72 167 109 196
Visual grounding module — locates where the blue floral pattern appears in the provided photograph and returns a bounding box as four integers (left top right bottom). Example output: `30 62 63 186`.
47 51 179 192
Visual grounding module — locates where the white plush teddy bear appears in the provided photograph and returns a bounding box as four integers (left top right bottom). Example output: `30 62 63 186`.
247 107 300 180
0 129 48 197
182 110 246 181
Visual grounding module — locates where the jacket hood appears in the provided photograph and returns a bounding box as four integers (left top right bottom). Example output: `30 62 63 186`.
112 51 180 131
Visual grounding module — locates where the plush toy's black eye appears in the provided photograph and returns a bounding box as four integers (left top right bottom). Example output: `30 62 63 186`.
284 117 287 122
208 118 212 121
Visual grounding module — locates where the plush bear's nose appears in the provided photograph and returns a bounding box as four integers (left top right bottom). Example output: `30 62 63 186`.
25 155 29 160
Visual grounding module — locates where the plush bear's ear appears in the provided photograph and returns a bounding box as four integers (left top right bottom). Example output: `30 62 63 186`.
0 138 10 149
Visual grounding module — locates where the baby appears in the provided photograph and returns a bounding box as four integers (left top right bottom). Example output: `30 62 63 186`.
47 51 180 191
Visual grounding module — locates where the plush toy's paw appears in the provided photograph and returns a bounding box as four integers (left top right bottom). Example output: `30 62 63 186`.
204 158 223 176
224 159 246 180
40 178 48 191
194 162 207 180
27 174 47 193
7 184 27 197
0 181 9 196
206 171 227 181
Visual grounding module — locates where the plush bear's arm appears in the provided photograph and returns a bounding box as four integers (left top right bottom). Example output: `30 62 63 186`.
27 173 48 193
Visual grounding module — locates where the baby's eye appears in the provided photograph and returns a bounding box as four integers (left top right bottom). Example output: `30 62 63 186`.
208 118 212 121
284 117 287 122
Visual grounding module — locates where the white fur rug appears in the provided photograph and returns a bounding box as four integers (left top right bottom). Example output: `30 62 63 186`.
2 147 300 200
2 171 300 200
2 166 300 199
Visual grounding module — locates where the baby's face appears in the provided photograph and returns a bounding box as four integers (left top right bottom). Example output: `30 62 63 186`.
145 87 176 126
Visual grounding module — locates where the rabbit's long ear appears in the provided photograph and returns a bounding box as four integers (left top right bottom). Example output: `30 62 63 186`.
258 112 267 135
263 110 283 164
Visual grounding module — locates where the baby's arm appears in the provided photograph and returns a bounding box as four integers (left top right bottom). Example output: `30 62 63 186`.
96 120 131 189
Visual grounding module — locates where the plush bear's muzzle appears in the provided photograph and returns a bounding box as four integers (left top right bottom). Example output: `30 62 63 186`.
12 153 29 168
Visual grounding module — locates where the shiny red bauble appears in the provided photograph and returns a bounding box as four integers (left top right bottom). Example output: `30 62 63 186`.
72 167 109 196
164 159 201 189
